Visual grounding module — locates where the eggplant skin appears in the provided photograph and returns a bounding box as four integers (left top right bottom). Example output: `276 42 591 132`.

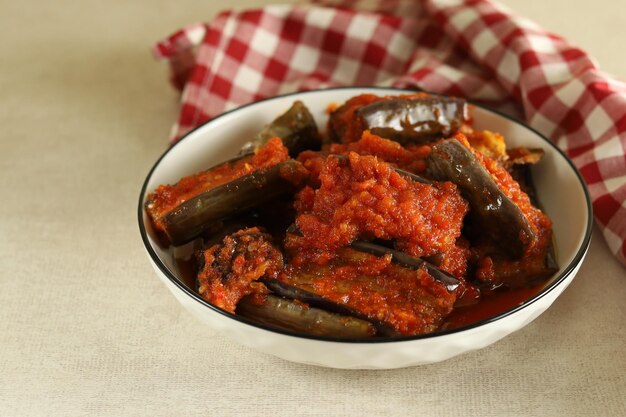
349 240 459 292
286 224 458 291
261 243 456 336
162 160 309 246
259 278 400 337
242 101 321 157
426 138 536 259
236 295 377 338
357 96 468 145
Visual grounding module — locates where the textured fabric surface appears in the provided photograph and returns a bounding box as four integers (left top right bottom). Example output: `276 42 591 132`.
1 0 625 416
154 0 626 268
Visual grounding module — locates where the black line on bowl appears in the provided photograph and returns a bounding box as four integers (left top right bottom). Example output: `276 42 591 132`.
138 86 593 344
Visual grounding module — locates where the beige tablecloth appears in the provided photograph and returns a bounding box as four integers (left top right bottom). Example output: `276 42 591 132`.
1 1 625 416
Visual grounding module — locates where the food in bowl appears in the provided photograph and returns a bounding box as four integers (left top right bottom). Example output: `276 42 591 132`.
143 92 560 339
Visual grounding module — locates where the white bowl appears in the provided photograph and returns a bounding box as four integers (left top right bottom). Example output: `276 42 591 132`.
138 87 592 369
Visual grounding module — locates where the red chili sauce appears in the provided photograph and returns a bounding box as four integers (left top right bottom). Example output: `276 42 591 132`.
288 151 469 271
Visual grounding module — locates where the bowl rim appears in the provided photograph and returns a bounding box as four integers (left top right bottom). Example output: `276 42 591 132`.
137 86 593 344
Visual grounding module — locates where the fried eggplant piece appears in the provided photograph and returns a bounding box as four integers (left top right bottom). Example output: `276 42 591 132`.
146 100 320 245
505 147 545 201
472 153 558 288
145 137 291 244
266 247 457 336
197 228 283 313
259 278 400 337
236 295 377 338
239 100 321 157
329 94 468 144
426 138 536 259
349 240 460 292
505 147 545 167
198 228 379 337
161 160 308 245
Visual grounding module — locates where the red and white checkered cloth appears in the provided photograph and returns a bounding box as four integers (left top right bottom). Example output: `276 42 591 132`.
153 0 626 267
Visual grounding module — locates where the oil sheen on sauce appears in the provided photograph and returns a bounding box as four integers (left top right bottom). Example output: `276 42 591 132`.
443 283 545 330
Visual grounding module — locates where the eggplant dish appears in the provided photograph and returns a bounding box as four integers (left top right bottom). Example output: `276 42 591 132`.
145 94 557 338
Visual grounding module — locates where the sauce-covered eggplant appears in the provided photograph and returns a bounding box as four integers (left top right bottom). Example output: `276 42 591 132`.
147 93 556 338
328 93 468 144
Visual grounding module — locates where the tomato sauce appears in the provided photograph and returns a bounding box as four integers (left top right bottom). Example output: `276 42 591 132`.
288 152 469 267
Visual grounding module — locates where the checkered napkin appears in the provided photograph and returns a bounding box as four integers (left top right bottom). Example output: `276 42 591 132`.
153 0 626 267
